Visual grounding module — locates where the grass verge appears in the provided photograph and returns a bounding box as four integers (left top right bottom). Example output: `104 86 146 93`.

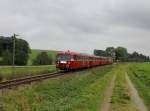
0 65 114 111
127 62 150 111
0 65 56 81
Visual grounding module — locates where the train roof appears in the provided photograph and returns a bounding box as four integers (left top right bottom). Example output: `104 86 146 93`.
57 51 112 59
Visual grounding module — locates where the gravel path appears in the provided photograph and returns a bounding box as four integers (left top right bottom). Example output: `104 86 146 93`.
99 74 116 111
125 73 148 111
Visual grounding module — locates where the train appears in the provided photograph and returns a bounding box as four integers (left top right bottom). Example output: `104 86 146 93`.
56 51 113 70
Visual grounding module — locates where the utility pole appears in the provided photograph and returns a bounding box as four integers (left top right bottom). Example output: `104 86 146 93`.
12 34 19 66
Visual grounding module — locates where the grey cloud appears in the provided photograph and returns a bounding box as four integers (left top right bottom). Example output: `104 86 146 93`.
0 0 150 56
109 0 150 29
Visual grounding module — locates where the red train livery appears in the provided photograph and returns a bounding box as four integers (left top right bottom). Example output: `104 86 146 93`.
56 51 113 70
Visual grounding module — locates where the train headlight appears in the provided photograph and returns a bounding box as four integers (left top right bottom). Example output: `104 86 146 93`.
60 61 67 64
67 61 70 65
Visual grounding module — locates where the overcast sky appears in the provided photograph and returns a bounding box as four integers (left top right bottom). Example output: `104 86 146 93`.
0 0 150 55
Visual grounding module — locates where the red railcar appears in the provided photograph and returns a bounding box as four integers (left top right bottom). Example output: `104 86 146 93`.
56 51 113 70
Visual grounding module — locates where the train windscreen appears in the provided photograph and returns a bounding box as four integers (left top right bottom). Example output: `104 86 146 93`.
56 54 71 61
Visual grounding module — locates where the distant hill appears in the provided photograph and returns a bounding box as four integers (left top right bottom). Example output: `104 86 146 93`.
28 49 58 65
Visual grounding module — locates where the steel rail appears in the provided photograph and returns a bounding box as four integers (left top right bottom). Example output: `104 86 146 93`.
0 72 65 90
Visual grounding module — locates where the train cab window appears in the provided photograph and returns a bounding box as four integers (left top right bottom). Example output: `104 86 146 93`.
74 55 80 61
57 54 71 61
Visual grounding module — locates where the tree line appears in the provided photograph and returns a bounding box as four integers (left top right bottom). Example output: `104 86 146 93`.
0 36 52 65
1 36 149 65
94 47 150 62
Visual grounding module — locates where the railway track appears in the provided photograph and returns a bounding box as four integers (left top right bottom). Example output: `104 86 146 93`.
0 72 65 90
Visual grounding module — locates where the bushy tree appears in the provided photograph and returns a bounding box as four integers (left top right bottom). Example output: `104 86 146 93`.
94 49 108 56
105 47 116 61
15 38 30 65
1 50 12 65
32 51 52 65
0 37 12 56
15 50 29 65
0 36 30 65
115 47 128 61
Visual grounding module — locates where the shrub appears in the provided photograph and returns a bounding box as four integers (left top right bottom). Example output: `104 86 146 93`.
32 51 52 65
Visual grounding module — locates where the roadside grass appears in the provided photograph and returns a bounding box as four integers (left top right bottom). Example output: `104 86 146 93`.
0 65 56 81
28 49 57 65
127 62 150 111
0 65 114 111
110 64 137 111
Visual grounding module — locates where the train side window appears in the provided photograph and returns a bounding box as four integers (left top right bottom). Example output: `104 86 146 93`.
82 56 84 61
78 56 81 61
74 55 77 60
89 57 91 61
85 57 87 61
81 56 83 61
77 56 81 61
78 56 80 61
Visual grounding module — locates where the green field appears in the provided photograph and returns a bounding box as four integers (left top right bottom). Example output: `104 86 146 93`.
28 49 57 65
0 65 56 81
127 63 150 110
0 65 115 111
0 63 150 111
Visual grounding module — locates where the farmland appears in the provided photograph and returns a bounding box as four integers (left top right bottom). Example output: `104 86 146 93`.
0 63 150 111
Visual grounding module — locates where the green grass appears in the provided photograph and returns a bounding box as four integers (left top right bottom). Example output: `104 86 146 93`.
110 64 137 111
0 57 2 61
28 49 57 65
0 65 56 81
0 65 115 111
127 62 150 111
2 63 149 111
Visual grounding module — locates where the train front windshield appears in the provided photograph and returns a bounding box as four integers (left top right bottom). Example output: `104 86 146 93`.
57 54 71 61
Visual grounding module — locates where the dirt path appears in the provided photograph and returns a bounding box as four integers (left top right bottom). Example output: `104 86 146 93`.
99 74 116 111
125 73 148 111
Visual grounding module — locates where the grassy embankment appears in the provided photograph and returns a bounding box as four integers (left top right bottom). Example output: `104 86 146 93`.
127 62 150 111
110 64 137 111
28 49 57 65
0 65 56 81
0 65 115 111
